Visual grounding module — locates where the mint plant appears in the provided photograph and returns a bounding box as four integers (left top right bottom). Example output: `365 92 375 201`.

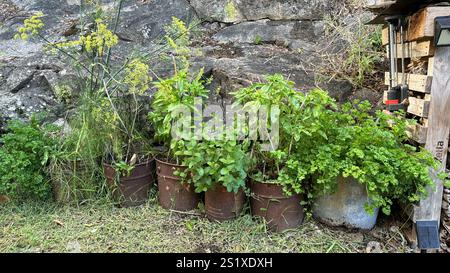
149 68 210 163
176 137 250 193
232 74 338 197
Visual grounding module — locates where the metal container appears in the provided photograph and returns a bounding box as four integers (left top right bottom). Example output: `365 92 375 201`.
205 184 245 221
104 159 155 207
156 158 200 211
250 181 304 232
313 176 379 230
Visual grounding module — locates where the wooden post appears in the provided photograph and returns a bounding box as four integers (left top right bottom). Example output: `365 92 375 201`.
414 47 450 230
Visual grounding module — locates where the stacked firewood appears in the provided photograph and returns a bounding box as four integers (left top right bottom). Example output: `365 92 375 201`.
441 167 450 252
441 188 450 253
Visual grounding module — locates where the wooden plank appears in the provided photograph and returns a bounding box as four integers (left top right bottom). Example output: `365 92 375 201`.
381 6 450 44
383 102 427 143
414 47 450 227
408 7 450 41
382 95 428 144
382 26 402 46
408 96 430 118
385 40 435 58
384 72 433 93
382 26 388 46
367 1 447 23
407 123 428 144
427 57 434 76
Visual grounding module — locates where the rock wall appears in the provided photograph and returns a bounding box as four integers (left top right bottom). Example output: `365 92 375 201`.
0 0 371 124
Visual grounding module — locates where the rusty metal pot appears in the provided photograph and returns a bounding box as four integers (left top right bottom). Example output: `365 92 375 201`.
205 184 245 221
0 195 10 204
103 158 155 207
155 158 200 211
250 181 304 232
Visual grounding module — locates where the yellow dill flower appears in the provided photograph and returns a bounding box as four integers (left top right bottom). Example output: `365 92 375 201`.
80 21 119 56
53 40 83 49
171 17 188 36
124 59 151 95
164 17 190 49
15 12 45 41
164 17 192 69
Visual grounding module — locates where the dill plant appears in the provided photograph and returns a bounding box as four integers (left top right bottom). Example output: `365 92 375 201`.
12 2 197 202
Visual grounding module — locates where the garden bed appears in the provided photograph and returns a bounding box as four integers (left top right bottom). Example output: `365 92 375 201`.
1 2 448 254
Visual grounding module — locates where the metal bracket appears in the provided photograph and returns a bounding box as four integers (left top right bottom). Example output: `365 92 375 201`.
416 220 440 250
385 15 409 112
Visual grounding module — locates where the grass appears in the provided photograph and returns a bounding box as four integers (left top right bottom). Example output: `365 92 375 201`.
0 191 411 253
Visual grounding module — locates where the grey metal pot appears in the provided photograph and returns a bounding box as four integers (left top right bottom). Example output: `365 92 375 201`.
313 176 379 230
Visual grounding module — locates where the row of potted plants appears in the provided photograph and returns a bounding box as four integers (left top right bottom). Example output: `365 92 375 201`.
106 70 443 232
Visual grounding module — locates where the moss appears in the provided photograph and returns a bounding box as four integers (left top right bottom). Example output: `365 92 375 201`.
254 35 262 45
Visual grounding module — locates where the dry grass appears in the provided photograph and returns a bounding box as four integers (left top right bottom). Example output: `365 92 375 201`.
310 1 385 91
0 190 412 253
